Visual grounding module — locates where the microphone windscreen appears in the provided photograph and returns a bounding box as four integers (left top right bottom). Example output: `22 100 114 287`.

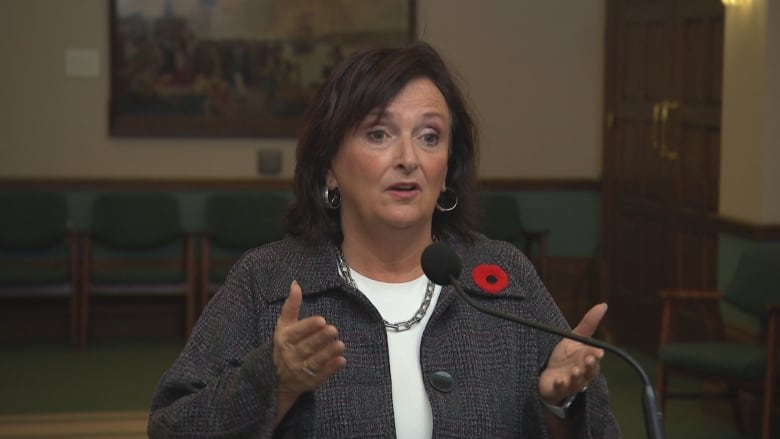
421 242 462 286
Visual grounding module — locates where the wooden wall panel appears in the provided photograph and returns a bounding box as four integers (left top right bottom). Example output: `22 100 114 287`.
2 256 603 343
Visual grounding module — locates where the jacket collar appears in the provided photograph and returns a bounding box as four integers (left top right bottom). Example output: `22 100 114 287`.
260 237 350 303
261 232 527 303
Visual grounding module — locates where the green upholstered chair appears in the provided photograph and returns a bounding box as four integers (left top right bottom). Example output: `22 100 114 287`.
657 244 780 439
80 191 196 347
0 191 79 345
200 192 288 310
477 193 549 280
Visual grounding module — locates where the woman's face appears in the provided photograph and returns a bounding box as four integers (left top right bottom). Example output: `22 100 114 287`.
326 77 450 235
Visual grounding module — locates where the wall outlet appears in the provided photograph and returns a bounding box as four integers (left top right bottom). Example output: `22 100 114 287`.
65 48 100 78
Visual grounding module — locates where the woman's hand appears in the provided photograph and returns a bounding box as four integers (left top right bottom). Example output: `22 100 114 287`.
272 280 347 423
538 303 607 405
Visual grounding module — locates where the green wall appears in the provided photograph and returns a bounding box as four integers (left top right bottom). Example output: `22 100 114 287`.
12 188 778 278
10 188 600 258
491 190 600 258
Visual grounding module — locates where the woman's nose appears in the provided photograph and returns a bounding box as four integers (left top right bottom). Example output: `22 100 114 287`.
395 137 419 172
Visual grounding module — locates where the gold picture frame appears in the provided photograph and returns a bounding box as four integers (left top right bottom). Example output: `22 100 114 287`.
109 0 416 138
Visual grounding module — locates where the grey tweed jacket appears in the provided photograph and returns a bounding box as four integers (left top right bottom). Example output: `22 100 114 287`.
148 233 620 438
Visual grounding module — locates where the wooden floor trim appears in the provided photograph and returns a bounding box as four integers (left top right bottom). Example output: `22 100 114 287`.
0 410 147 438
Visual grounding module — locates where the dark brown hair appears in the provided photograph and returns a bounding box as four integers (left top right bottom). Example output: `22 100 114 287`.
286 41 479 244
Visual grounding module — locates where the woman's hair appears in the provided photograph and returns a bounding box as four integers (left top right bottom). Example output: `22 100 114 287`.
286 41 479 244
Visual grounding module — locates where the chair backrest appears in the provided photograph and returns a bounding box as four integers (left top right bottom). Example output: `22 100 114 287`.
477 193 527 247
0 191 69 250
724 244 780 322
204 192 288 250
91 191 182 250
0 191 73 286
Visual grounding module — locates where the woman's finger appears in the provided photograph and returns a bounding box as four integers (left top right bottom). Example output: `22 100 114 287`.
304 338 346 373
276 280 303 328
571 303 608 338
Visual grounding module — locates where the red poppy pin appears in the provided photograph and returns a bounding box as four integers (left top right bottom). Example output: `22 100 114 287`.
472 264 508 294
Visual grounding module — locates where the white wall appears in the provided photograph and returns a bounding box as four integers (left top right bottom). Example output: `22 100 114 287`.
419 0 605 178
0 0 605 180
720 0 780 223
764 0 780 221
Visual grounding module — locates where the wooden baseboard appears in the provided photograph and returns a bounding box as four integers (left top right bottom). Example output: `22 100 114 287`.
0 410 148 438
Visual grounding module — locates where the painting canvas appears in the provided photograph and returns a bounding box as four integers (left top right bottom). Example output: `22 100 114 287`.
109 0 415 137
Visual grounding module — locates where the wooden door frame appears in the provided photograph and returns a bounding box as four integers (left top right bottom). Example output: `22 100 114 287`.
599 0 618 342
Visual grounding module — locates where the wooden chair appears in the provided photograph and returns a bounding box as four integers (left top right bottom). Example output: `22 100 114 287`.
657 244 780 439
80 191 196 347
0 191 79 345
200 192 288 310
477 193 550 280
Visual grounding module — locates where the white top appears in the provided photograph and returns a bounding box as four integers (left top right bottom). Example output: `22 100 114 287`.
350 269 441 439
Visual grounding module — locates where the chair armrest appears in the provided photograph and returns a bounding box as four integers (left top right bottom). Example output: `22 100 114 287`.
658 289 723 301
524 229 550 240
658 289 725 346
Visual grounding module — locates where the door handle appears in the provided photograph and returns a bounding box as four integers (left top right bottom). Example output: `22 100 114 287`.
659 100 680 160
651 102 662 150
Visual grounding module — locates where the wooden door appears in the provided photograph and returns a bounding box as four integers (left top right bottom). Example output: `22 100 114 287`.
602 0 723 354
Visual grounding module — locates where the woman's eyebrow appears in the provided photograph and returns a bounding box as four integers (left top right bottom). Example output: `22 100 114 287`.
361 110 391 126
419 111 448 123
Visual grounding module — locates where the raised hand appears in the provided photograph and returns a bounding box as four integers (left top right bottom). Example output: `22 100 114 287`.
538 303 607 405
272 280 347 422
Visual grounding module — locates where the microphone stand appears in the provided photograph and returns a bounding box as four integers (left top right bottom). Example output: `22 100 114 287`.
447 274 665 439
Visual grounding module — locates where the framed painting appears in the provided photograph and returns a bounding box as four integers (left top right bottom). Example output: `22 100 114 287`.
109 0 416 138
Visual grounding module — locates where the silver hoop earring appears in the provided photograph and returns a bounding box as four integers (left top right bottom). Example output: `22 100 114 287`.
436 187 458 212
323 187 341 210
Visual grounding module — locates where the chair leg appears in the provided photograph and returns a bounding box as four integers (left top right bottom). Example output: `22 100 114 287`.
184 236 196 339
79 236 90 349
760 384 775 439
656 362 667 411
79 287 89 349
185 293 195 339
762 313 779 439
69 233 79 347
200 237 210 313
728 386 747 435
69 290 78 347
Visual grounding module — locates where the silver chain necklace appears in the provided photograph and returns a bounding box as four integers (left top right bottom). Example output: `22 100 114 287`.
335 246 435 332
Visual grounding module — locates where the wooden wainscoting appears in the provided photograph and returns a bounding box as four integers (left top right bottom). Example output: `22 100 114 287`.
1 257 603 343
0 297 185 343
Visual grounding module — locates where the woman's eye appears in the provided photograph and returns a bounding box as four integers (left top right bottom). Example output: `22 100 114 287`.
421 133 439 146
367 130 387 142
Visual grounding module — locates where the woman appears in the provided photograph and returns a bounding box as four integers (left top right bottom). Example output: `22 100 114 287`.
148 42 620 438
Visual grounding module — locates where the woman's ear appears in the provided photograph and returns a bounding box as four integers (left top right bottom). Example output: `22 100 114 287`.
325 169 337 189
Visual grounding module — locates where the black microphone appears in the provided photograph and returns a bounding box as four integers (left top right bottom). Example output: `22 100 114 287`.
421 242 664 439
